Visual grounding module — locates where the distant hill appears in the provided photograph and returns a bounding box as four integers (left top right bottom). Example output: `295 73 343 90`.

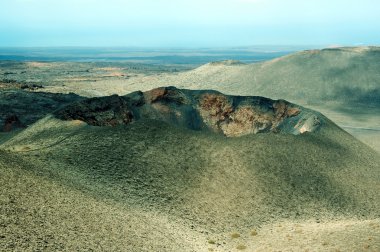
130 47 380 107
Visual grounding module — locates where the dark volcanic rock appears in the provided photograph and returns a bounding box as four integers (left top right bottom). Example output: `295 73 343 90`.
0 91 84 132
3 115 23 132
55 95 133 126
54 86 323 136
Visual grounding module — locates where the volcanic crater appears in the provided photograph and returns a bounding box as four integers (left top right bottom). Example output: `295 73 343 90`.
55 86 323 137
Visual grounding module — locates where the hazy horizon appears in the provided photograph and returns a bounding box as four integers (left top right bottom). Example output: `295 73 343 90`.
0 45 304 65
1 0 379 47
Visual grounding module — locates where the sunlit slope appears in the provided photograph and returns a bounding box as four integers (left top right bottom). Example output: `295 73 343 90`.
0 150 207 251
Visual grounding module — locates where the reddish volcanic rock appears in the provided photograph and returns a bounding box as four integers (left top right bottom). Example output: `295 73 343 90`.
199 93 234 132
144 87 168 103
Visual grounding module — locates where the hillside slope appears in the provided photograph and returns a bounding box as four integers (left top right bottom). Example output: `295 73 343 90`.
2 120 379 252
0 150 207 251
1 88 380 251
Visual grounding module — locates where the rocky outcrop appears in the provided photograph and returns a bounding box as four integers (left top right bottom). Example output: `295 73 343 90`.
55 95 133 126
54 87 324 136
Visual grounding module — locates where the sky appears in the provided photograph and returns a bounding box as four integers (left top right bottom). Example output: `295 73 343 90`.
0 0 379 47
